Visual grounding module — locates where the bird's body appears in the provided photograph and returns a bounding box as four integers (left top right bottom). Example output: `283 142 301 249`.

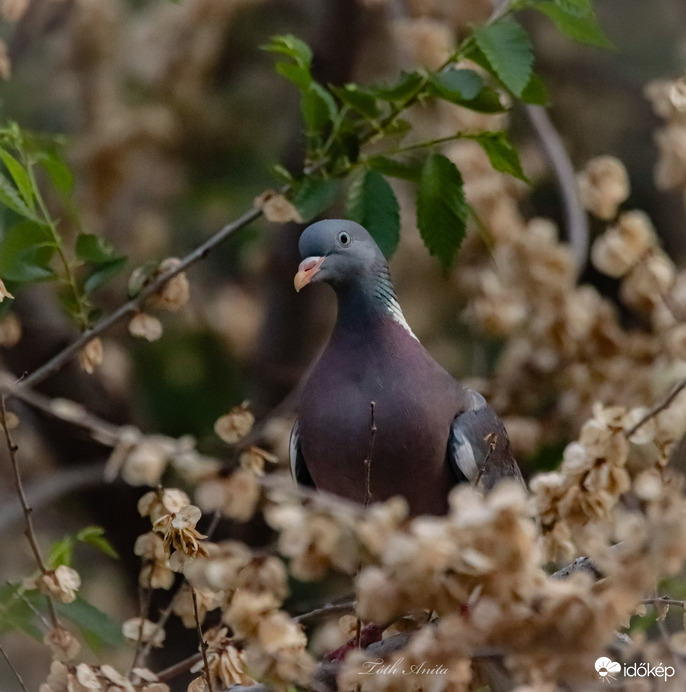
291 220 523 515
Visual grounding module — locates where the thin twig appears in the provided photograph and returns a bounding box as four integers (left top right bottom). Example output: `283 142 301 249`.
525 104 589 271
192 586 214 692
294 601 356 625
1 394 59 628
625 378 686 438
15 205 264 391
474 433 497 487
0 641 29 692
4 581 51 630
128 578 153 676
156 652 203 683
641 596 686 609
363 401 376 510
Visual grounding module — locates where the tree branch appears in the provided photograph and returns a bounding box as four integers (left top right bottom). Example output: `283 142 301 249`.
16 205 264 391
625 378 686 439
1 393 59 628
525 104 589 271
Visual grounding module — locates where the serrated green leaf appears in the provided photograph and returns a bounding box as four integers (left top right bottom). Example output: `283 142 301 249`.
429 68 483 102
261 34 312 68
534 2 613 48
301 83 338 135
368 155 423 182
36 149 74 194
471 131 528 182
345 170 400 258
292 177 340 223
0 147 34 211
330 84 380 118
473 19 534 97
275 60 311 90
416 154 467 270
0 220 56 282
47 536 74 568
428 68 506 112
370 71 425 102
0 169 39 221
75 233 121 264
55 598 124 651
83 256 127 293
76 526 120 559
520 72 550 105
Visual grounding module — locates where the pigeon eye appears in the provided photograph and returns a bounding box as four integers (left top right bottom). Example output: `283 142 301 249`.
338 231 352 247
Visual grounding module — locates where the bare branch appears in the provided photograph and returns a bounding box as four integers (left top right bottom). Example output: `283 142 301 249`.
1 393 59 628
192 586 214 692
625 378 686 438
525 104 589 271
294 601 356 626
0 641 29 692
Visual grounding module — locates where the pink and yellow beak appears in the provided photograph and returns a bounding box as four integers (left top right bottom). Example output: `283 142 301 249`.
294 256 325 292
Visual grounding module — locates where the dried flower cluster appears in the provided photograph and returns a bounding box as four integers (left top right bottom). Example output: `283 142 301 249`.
646 76 686 210
40 661 167 692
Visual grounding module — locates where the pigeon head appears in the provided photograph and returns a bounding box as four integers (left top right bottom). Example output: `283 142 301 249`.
294 219 386 292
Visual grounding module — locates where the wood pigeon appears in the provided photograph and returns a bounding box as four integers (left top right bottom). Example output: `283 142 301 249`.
290 219 524 515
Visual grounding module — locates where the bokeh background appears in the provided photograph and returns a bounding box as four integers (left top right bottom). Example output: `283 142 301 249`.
1 0 686 689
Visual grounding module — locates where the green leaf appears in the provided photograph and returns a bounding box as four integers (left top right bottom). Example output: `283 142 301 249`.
47 536 74 568
330 84 380 118
428 68 506 112
533 2 613 48
261 34 312 68
292 177 341 223
270 163 295 184
301 83 338 135
367 155 423 182
553 0 594 17
0 169 39 221
83 256 127 293
0 147 34 211
0 582 43 641
76 526 120 559
36 149 74 194
275 61 312 90
416 154 467 270
370 71 424 102
429 68 483 102
75 233 121 264
471 131 528 182
520 72 550 105
345 170 400 258
55 598 124 651
473 19 534 97
0 220 56 282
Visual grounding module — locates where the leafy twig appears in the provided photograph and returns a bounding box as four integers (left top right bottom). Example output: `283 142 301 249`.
15 205 264 391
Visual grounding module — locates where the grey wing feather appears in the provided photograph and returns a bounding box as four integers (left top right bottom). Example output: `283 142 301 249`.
289 419 315 488
448 389 525 491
